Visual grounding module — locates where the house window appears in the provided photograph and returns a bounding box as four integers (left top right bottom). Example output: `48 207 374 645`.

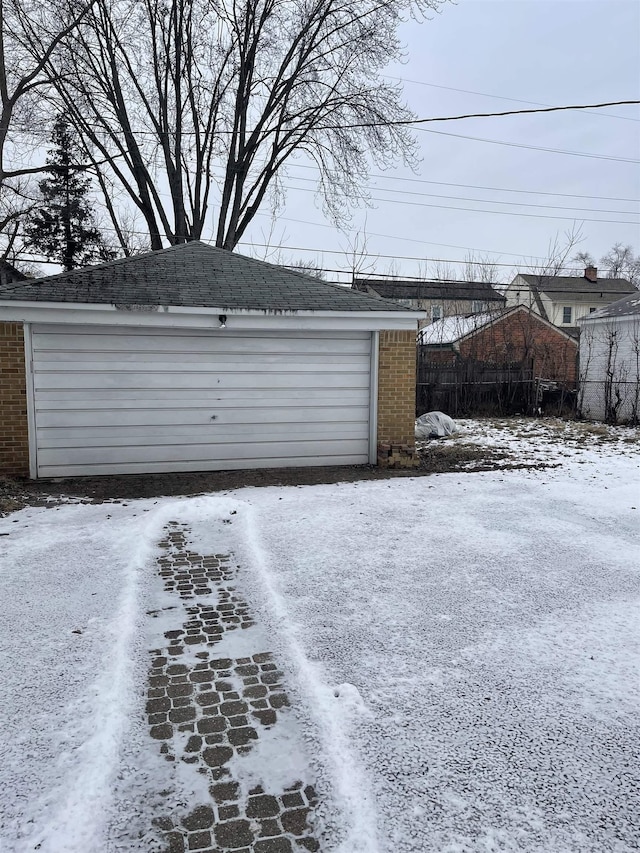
431 305 442 321
471 300 487 313
589 307 597 313
562 306 572 324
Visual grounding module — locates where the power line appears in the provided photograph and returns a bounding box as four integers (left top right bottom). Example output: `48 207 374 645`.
384 77 640 122
11 102 640 164
235 241 587 270
3 213 573 267
285 162 640 203
332 100 640 130
413 126 640 163
268 181 639 225
280 172 638 215
2 242 552 271
244 213 580 263
3 252 632 297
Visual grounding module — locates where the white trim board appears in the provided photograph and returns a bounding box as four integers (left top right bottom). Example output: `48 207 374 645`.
0 301 421 332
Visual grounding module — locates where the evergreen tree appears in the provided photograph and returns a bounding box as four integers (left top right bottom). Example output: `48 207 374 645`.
26 118 114 270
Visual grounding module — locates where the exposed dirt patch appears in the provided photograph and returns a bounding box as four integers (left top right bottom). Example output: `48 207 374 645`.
416 441 509 472
0 477 57 516
415 440 560 473
0 443 547 517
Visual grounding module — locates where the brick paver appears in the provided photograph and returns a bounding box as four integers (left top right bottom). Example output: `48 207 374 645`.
146 522 320 852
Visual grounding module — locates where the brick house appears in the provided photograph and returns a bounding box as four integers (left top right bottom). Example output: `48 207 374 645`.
353 277 506 328
0 242 419 478
419 306 578 386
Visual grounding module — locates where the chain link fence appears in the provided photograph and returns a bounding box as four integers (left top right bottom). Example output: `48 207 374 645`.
578 380 640 425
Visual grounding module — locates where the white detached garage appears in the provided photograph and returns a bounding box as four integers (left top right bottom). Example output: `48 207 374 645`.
1 243 419 478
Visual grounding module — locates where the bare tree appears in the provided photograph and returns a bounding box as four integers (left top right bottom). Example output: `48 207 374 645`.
600 243 640 287
462 252 500 284
342 225 377 283
283 257 326 279
0 0 95 256
523 227 583 320
571 250 595 269
42 0 446 251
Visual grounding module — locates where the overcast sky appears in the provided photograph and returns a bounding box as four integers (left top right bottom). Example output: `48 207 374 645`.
236 0 640 283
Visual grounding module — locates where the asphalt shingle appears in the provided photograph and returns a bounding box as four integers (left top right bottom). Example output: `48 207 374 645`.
353 278 505 302
0 242 410 313
582 290 640 320
518 274 635 297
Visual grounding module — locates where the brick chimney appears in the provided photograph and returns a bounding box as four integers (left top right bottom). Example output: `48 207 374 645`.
585 265 598 282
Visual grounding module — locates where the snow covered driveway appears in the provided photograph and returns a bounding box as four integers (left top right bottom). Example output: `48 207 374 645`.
1 422 639 852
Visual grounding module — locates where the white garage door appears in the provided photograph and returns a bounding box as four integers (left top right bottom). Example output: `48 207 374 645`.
30 325 374 477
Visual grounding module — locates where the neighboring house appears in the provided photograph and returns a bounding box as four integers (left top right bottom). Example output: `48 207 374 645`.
0 241 421 478
577 291 640 424
504 266 635 332
419 305 578 387
353 278 505 328
0 260 28 286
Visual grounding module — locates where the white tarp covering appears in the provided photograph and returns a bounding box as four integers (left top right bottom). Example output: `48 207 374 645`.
415 411 459 438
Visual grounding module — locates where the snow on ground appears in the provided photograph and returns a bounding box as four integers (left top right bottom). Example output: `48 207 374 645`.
0 419 639 852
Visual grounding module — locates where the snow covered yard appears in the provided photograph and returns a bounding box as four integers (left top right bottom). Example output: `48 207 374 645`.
1 419 639 852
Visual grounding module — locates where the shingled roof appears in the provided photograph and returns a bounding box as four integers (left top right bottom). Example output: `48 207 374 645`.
517 274 635 297
581 290 640 320
353 278 505 302
0 241 410 313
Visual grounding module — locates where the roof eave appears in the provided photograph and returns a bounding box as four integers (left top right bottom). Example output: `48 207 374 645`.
0 300 422 331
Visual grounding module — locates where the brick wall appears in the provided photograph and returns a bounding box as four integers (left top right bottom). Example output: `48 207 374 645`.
0 322 30 477
457 310 578 386
377 329 418 467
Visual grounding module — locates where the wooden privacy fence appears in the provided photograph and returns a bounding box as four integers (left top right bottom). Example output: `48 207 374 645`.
416 348 576 417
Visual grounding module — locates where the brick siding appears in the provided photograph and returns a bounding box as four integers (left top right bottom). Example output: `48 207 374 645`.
377 329 418 467
457 311 578 386
0 322 29 477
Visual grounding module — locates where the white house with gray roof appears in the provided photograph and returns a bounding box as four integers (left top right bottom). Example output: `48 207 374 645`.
577 291 640 424
0 242 421 478
505 266 635 332
354 277 505 328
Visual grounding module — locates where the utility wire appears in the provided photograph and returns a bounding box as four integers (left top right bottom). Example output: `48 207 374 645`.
384 79 640 122
411 126 640 163
3 241 632 296
263 181 639 225
280 171 638 215
10 101 640 162
284 162 640 203
400 74 639 119
4 240 565 271
358 101 640 128
340 100 640 128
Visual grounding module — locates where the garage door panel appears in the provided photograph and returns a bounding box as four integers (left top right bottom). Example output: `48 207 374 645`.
37 452 369 478
33 330 370 355
34 370 369 392
34 388 372 411
31 325 373 476
33 354 371 373
38 422 369 449
38 438 368 467
36 404 371 430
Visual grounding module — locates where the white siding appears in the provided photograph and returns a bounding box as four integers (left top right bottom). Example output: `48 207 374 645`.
30 325 373 476
579 317 640 422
